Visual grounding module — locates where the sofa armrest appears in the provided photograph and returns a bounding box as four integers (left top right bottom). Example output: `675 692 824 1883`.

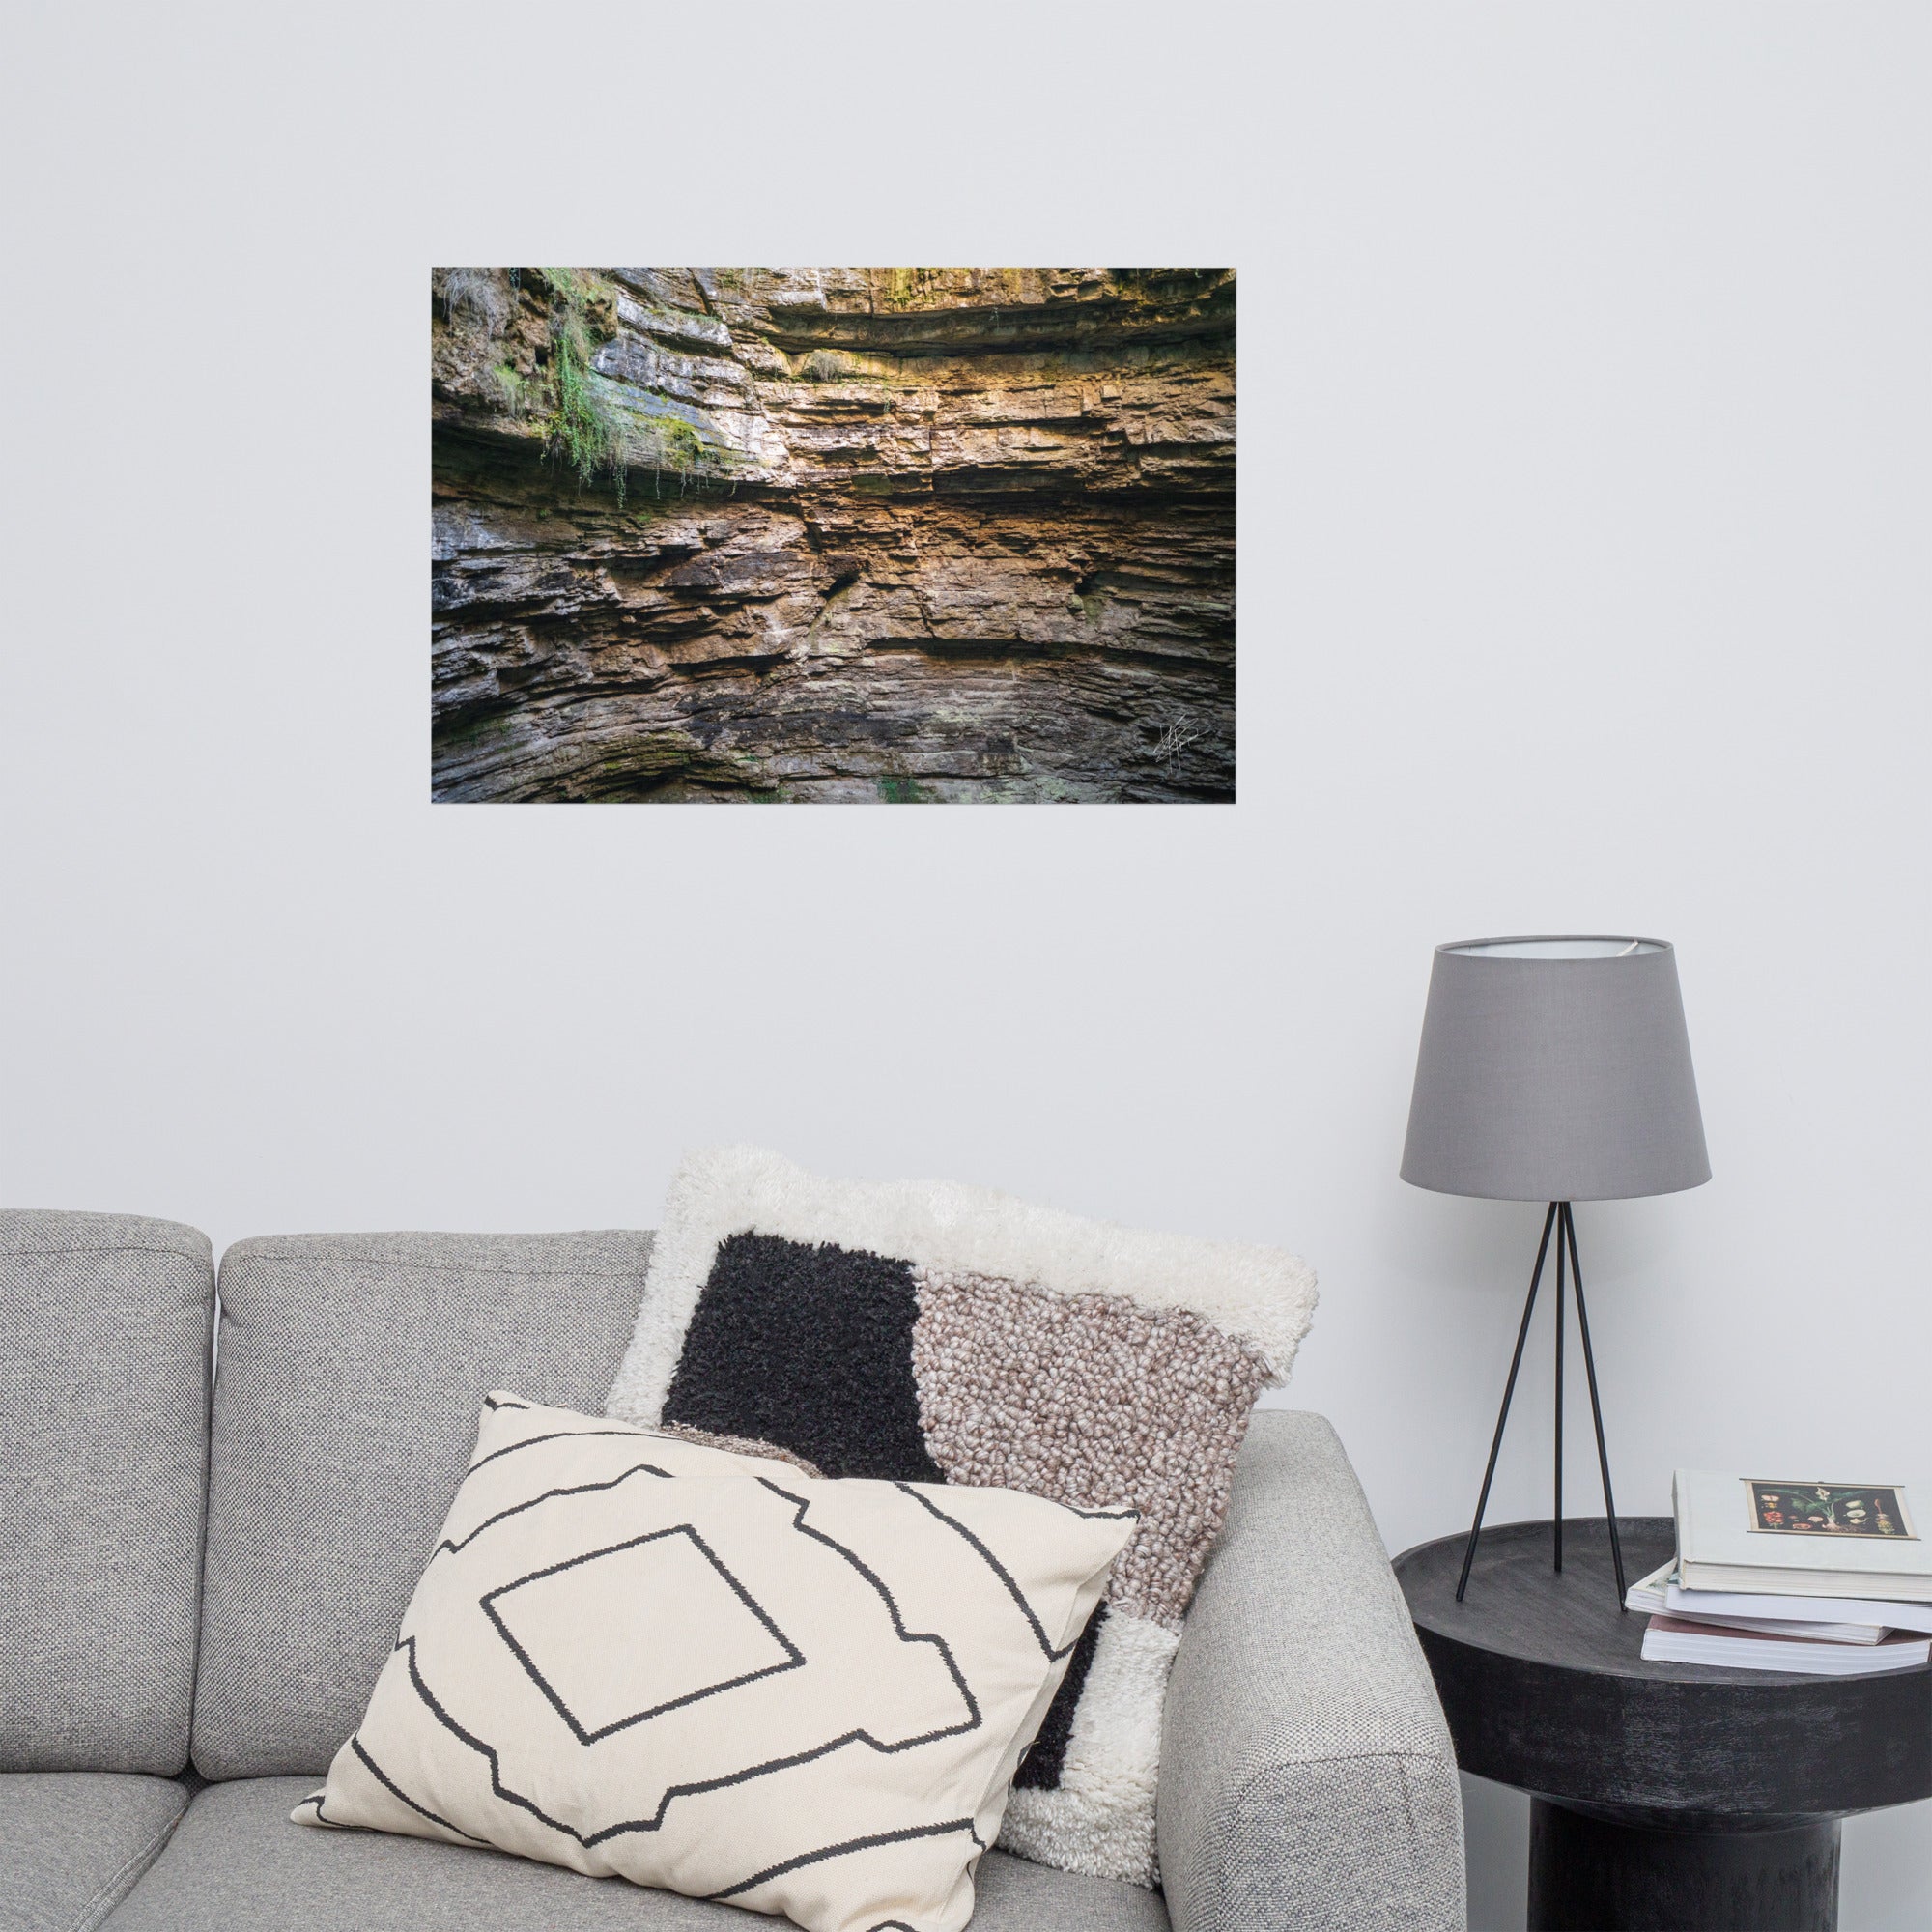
1157 1410 1465 1932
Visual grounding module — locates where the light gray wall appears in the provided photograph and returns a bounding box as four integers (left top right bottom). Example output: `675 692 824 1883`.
3 5 1926 1925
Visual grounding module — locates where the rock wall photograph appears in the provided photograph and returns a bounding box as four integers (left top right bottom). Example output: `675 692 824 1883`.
431 268 1236 802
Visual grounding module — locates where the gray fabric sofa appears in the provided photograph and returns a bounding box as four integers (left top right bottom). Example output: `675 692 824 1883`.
0 1212 1465 1932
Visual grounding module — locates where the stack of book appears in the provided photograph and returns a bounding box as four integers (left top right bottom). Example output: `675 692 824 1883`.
1634 1471 1932 1675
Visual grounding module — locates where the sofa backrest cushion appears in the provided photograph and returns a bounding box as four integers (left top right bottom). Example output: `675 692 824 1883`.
0 1210 215 1774
190 1231 654 1778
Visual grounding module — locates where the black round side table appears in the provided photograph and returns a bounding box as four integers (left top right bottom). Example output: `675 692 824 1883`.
1395 1518 1932 1932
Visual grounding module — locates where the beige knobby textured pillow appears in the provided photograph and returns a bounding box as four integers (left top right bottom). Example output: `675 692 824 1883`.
295 1395 1134 1932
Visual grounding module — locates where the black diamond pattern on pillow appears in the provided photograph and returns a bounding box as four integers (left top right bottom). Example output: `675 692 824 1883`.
662 1233 943 1483
481 1525 805 1745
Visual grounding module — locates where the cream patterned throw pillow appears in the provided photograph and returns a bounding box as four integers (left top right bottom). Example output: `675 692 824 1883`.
295 1395 1134 1932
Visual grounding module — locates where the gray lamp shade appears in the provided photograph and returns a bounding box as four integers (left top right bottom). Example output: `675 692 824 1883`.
1401 936 1710 1203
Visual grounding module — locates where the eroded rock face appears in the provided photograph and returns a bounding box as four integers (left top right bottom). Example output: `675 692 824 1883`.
431 269 1236 802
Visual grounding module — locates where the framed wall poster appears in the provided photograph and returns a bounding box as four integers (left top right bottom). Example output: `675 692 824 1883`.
431 269 1236 803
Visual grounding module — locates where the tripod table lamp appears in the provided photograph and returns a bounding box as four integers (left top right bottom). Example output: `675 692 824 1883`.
1401 936 1710 1606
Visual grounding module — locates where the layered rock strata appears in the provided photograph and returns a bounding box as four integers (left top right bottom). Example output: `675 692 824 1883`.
431 268 1236 802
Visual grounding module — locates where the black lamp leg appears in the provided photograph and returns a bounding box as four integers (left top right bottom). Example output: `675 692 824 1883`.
1565 1203 1628 1608
1554 1208 1566 1573
1455 1203 1559 1603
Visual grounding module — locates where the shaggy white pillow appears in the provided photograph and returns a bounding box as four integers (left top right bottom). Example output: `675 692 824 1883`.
296 1395 1133 1932
605 1146 1318 1885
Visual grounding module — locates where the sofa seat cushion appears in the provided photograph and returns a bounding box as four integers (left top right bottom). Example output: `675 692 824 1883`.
101 1779 1170 1931
1 1212 214 1773
192 1232 657 1777
0 1772 187 1932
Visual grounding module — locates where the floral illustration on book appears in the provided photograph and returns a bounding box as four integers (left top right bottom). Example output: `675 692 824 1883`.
1744 1479 1917 1540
